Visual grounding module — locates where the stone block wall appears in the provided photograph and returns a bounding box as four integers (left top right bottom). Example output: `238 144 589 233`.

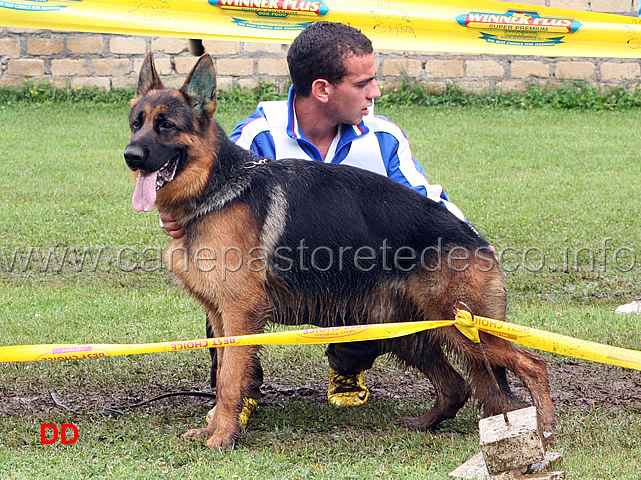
1 0 640 93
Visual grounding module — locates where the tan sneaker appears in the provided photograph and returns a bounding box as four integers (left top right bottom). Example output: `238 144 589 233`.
206 397 259 427
327 368 370 407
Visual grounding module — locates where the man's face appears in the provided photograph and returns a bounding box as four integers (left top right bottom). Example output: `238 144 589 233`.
327 53 381 126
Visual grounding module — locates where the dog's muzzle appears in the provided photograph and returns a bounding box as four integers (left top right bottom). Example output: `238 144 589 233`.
124 144 146 171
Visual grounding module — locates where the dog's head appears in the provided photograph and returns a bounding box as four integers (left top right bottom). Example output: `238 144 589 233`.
124 53 217 212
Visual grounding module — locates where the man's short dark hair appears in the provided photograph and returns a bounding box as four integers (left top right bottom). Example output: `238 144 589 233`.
287 21 374 97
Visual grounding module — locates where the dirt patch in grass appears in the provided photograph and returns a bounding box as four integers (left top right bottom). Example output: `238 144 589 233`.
2 358 640 420
547 360 641 413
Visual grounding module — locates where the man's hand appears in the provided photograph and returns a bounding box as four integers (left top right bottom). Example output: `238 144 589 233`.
159 210 185 240
489 245 499 263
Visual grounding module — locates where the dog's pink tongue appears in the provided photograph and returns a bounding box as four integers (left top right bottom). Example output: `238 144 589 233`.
132 171 158 212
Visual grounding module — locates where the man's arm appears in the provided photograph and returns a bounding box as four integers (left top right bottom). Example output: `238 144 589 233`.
229 105 275 158
373 119 467 222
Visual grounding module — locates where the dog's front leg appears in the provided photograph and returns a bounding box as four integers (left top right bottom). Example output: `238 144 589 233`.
181 297 264 450
204 342 260 450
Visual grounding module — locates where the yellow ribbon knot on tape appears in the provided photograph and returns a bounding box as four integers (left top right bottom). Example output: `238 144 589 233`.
454 308 480 344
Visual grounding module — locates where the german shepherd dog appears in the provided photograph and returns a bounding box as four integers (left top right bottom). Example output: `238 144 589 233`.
124 53 554 450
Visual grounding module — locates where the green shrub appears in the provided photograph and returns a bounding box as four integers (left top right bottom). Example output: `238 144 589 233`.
3 78 641 110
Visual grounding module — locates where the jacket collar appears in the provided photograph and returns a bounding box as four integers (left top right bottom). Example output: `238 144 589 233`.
285 86 371 146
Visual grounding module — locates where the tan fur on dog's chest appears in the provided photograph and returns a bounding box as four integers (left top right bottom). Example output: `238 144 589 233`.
164 203 267 309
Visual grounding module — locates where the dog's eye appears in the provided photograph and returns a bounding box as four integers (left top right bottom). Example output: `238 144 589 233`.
160 121 174 131
132 119 141 131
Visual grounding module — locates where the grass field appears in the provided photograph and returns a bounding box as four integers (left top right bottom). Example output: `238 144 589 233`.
1 100 641 479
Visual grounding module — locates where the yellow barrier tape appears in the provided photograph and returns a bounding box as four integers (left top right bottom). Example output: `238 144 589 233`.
0 320 454 363
453 309 480 344
456 309 641 371
2 0 641 58
2 312 641 371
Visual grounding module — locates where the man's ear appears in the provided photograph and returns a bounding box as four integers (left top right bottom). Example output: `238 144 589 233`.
136 52 164 98
180 54 217 120
310 78 332 104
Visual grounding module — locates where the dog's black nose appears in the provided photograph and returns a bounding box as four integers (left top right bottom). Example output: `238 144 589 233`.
124 144 145 170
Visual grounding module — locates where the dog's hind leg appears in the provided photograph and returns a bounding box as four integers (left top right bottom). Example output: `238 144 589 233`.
457 333 555 433
393 336 471 430
439 259 555 430
465 359 529 415
487 364 529 411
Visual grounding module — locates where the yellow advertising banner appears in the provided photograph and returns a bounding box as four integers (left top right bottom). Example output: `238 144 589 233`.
2 0 641 58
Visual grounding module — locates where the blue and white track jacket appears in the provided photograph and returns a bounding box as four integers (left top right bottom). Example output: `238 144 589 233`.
229 87 466 222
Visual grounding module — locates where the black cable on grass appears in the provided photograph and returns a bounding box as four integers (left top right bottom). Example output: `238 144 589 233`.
51 391 217 417
50 391 280 416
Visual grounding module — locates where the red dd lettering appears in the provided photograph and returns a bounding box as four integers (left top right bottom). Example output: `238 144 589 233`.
40 423 79 444
61 424 79 444
40 424 58 444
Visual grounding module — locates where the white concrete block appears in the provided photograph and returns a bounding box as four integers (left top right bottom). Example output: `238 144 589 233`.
479 407 545 474
450 451 564 479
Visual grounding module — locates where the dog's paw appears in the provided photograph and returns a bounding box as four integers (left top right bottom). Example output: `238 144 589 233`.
394 415 438 431
181 427 209 441
206 433 236 451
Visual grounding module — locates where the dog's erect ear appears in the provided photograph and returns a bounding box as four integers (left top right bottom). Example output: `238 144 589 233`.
136 52 164 97
181 54 217 120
